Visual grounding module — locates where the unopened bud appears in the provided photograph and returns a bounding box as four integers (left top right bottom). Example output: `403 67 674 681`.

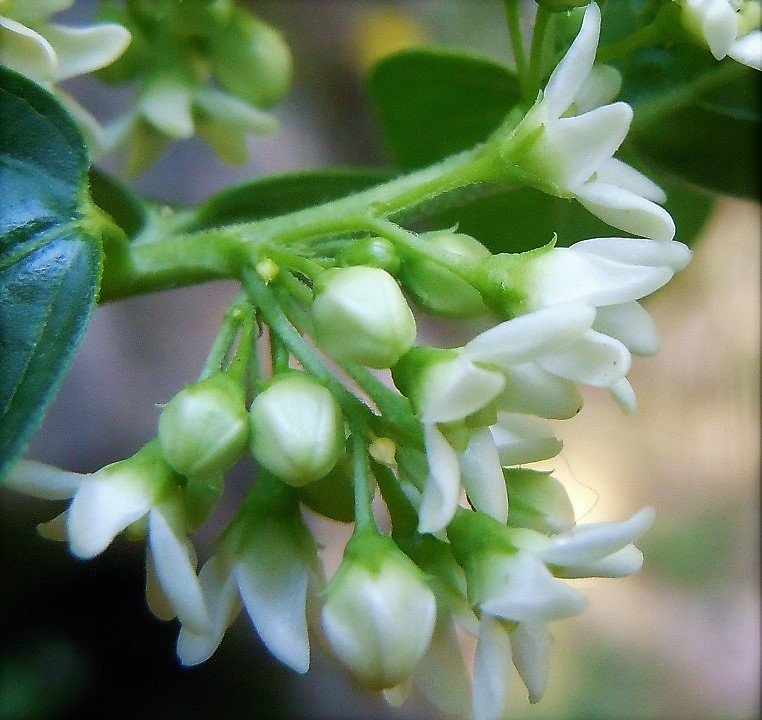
249 374 344 486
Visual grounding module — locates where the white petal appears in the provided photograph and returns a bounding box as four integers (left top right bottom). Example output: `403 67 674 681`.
145 549 177 622
414 613 472 717
140 73 194 138
607 377 637 414
595 157 666 203
459 428 508 523
473 615 513 720
194 87 278 133
4 460 84 500
572 237 691 272
538 103 632 190
511 622 551 704
729 30 762 70
480 551 587 623
177 555 241 666
573 63 622 113
235 524 311 673
67 474 153 558
419 425 462 534
148 508 209 634
421 357 505 424
552 544 644 578
539 506 655 567
529 247 674 308
542 3 601 119
45 23 131 81
37 511 68 541
537 329 631 387
576 180 676 241
462 303 595 367
490 413 563 466
0 16 57 82
499 363 583 420
593 301 660 355
701 0 739 59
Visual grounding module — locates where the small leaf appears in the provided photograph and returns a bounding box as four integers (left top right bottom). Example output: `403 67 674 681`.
0 66 101 482
367 48 522 169
185 167 395 231
89 166 148 239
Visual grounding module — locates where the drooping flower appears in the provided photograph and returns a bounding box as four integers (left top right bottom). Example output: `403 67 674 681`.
5 448 209 634
678 0 762 70
176 487 323 674
505 3 675 240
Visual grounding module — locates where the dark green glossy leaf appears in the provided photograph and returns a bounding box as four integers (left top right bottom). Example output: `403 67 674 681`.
0 66 101 481
366 48 522 170
185 167 395 231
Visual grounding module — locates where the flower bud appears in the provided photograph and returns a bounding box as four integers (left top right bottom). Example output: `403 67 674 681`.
399 231 491 318
312 266 416 369
504 469 575 535
249 374 344 486
158 373 249 478
337 237 401 275
211 8 292 108
321 532 436 690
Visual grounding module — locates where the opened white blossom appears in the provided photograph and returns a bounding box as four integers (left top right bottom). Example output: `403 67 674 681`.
678 0 762 69
321 531 436 690
176 503 322 674
505 2 675 240
5 450 209 635
479 237 692 410
448 506 654 717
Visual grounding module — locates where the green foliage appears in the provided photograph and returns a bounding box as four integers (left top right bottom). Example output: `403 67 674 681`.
0 67 100 482
366 48 522 170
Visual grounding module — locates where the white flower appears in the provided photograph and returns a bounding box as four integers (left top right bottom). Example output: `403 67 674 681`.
481 237 692 410
6 452 209 634
679 0 762 70
507 3 675 240
176 509 322 674
320 531 436 690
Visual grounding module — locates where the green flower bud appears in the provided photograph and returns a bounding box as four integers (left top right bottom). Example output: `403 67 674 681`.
249 374 344 486
211 8 292 108
505 468 575 535
321 532 436 690
312 266 416 369
158 373 249 478
337 237 401 275
399 231 491 318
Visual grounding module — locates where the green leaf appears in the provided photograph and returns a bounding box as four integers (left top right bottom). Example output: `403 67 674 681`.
185 167 395 231
630 65 760 199
0 66 101 482
366 48 522 170
89 166 148 240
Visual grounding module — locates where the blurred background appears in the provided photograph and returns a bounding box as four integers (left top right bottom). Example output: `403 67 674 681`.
1 2 759 719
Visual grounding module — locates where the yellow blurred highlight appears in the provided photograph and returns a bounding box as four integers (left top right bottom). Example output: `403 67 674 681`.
351 7 427 73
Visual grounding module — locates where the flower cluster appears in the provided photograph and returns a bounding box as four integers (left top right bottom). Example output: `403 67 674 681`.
4 3 696 718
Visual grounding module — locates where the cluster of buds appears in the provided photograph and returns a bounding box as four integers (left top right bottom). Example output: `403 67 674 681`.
4 2 717 718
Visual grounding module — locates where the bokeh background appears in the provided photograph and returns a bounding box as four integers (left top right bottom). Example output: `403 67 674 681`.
1 2 759 719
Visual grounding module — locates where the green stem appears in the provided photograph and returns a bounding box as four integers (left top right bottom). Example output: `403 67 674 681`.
372 461 418 538
351 431 376 532
526 4 552 101
596 19 666 63
631 60 747 132
98 143 504 302
198 293 249 379
504 0 530 98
